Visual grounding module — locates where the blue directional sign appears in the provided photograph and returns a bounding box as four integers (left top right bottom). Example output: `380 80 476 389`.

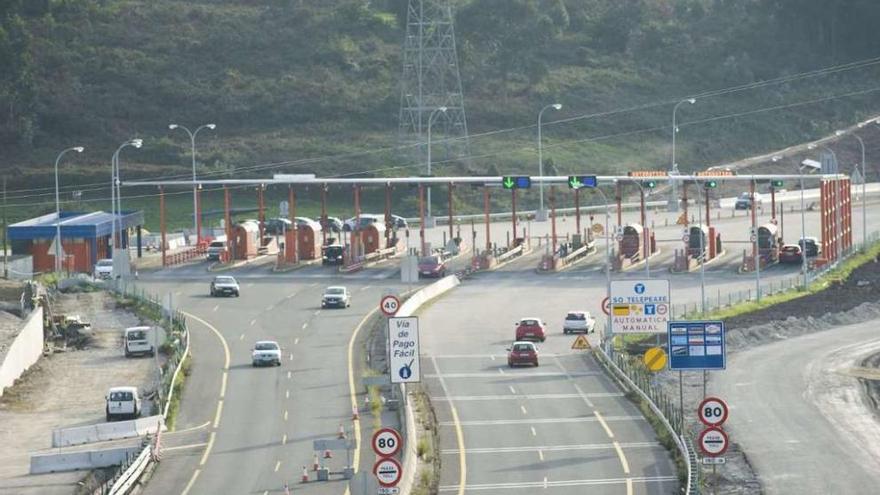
502 176 531 190
568 175 598 189
667 320 726 370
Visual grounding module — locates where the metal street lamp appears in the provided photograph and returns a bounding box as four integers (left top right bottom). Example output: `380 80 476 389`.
838 129 867 248
111 139 143 260
170 123 216 244
425 107 447 226
54 146 85 273
670 98 696 212
589 186 613 355
536 103 562 222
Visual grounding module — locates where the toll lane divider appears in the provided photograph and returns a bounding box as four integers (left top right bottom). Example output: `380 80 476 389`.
393 275 461 495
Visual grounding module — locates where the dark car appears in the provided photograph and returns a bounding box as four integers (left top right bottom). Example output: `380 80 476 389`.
391 215 408 229
320 216 344 233
798 237 820 257
507 341 539 367
322 244 345 265
779 244 803 264
734 192 762 210
264 218 292 235
418 255 447 278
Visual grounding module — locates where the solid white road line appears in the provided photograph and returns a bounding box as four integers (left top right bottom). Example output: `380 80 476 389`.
440 442 661 455
425 372 600 378
437 476 678 492
613 441 630 474
594 410 615 439
180 469 201 495
440 415 644 427
431 393 623 401
431 356 467 495
162 442 210 452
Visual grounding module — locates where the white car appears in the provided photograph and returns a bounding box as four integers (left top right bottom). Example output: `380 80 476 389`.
94 259 113 279
563 311 596 334
322 286 351 309
210 276 240 297
124 326 155 357
252 341 282 367
105 386 141 421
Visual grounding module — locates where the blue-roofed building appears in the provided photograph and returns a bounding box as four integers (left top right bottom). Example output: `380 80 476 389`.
8 211 144 274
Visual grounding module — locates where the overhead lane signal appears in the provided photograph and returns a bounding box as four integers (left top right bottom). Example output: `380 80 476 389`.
502 176 531 190
704 180 718 189
771 180 784 188
643 180 657 189
568 175 598 189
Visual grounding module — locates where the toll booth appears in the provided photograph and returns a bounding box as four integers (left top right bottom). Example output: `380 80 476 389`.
297 219 322 260
619 224 643 259
757 223 781 263
362 222 386 255
231 221 260 260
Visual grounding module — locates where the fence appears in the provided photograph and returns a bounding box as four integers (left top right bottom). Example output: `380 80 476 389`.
91 280 190 495
671 230 880 319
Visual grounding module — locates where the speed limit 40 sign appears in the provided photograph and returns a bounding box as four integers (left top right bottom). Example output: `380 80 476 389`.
698 396 729 427
380 295 401 317
372 427 402 457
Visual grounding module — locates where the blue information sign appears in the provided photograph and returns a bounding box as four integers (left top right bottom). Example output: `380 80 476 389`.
667 320 725 370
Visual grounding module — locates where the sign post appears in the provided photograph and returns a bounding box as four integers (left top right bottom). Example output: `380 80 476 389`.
610 280 671 334
388 317 420 383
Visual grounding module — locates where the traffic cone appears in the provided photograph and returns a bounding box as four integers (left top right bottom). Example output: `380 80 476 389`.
323 449 333 459
312 453 320 470
337 423 346 439
352 405 359 420
300 465 309 483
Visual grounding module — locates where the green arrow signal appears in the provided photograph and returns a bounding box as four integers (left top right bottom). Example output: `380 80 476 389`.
503 177 515 189
569 176 582 189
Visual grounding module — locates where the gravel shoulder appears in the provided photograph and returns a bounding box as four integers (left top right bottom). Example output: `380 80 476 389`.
0 290 160 495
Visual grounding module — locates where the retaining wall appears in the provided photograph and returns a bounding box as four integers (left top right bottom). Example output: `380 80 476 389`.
0 306 43 397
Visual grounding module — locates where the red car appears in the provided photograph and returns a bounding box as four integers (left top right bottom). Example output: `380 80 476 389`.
418 255 447 278
779 244 803 264
507 341 539 367
515 317 546 342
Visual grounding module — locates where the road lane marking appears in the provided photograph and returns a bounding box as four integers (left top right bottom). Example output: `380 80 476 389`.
179 310 230 492
543 477 548 488
626 478 633 495
294 338 299 345
425 371 600 378
212 305 218 312
552 356 596 407
508 386 516 394
199 432 215 466
520 405 528 415
239 333 244 341
250 319 257 326
289 353 294 361
431 356 467 495
595 411 614 438
286 390 290 399
174 291 182 296
308 282 318 287
530 426 537 437
538 450 544 461
247 283 254 287
490 355 495 361
302 322 308 329
437 475 677 492
282 434 287 445
162 442 209 452
314 310 321 316
440 415 644 427
213 400 223 428
431 393 623 401
180 468 201 495
498 368 505 374
284 410 289 421
287 371 292 379
613 441 630 474
360 285 372 291
440 442 661 455
265 304 274 311
274 461 281 472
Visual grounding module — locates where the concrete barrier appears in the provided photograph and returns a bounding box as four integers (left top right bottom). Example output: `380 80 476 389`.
30 446 142 474
52 415 165 448
394 274 460 495
0 306 43 397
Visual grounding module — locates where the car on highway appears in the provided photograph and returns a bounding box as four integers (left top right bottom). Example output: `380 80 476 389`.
105 386 141 421
124 326 155 357
562 311 596 334
94 258 113 279
515 317 546 342
391 214 408 229
322 286 351 308
798 236 821 257
322 244 345 265
779 244 804 264
734 192 762 210
252 341 282 367
210 276 240 297
507 341 539 367
206 240 227 261
418 255 447 278
342 214 383 231
320 216 344 233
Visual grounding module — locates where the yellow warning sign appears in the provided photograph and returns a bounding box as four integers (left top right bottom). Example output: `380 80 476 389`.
591 223 604 234
676 213 688 225
571 334 591 350
644 347 667 372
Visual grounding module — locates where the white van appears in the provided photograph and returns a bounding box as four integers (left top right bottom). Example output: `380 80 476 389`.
105 386 141 421
124 326 155 357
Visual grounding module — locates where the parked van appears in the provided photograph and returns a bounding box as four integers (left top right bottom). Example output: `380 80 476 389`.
105 386 141 421
124 326 155 358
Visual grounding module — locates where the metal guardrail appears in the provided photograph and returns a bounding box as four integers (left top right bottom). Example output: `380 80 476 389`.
593 347 698 494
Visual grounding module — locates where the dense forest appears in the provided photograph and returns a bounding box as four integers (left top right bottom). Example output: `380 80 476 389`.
1 0 879 223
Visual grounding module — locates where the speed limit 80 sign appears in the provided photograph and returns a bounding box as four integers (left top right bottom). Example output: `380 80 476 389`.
698 396 729 427
372 427 402 457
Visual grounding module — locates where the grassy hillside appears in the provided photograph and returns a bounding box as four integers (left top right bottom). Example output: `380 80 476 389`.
1 0 880 229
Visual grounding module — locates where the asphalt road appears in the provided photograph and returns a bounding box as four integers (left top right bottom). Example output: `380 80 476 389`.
712 319 880 494
133 269 410 495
